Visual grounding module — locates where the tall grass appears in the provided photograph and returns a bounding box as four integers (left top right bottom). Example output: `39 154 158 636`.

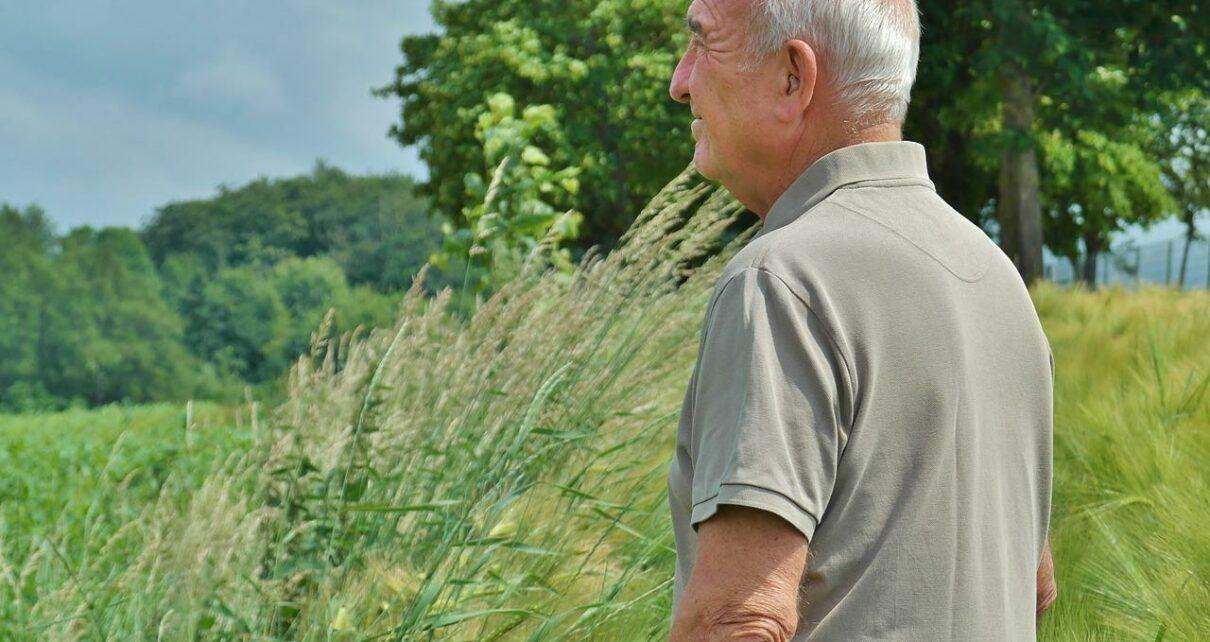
0 403 255 638
1033 284 1209 640
1 166 1206 640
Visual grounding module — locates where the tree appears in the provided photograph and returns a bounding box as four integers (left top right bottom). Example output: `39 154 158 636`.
143 162 443 293
911 0 1208 284
0 205 57 410
185 266 292 383
1150 91 1209 287
907 5 1002 227
44 228 196 405
392 1 1205 285
428 92 584 300
377 0 693 252
0 211 205 408
1040 128 1176 283
271 256 351 360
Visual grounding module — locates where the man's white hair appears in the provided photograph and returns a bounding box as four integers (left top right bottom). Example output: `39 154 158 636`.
746 0 921 126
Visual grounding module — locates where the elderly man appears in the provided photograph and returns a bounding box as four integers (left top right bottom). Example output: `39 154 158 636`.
664 1 1057 640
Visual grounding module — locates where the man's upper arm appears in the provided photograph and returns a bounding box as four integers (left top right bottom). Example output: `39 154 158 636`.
670 266 851 639
686 266 852 542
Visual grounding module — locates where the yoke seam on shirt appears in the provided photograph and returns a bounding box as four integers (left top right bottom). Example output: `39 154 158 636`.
823 198 992 283
735 264 859 430
762 177 935 238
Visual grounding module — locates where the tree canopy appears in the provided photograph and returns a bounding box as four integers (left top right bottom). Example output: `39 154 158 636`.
378 0 695 252
387 0 1208 286
143 161 445 293
1 165 440 411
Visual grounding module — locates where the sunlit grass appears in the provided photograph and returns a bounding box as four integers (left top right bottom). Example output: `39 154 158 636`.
0 402 255 638
1034 283 1209 641
2 168 1206 640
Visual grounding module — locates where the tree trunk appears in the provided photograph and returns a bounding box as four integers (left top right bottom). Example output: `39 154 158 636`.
937 129 970 219
1080 233 1102 287
996 68 1044 286
1177 209 1197 288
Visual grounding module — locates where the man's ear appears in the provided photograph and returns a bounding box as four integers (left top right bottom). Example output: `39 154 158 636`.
774 39 817 123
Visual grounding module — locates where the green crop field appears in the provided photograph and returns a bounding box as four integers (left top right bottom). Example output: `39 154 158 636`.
2 184 1207 641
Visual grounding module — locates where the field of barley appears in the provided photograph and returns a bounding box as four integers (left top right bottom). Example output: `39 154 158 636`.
2 173 1207 641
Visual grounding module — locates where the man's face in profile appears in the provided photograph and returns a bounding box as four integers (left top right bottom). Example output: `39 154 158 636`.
668 0 778 187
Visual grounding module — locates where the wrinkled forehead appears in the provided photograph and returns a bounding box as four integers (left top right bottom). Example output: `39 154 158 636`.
686 0 756 37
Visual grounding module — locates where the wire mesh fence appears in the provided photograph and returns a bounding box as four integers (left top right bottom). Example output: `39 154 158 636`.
1043 234 1210 290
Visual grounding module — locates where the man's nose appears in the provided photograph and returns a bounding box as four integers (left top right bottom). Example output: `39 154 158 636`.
669 52 691 104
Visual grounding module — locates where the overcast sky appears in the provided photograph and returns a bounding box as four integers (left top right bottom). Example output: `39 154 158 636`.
0 1 434 231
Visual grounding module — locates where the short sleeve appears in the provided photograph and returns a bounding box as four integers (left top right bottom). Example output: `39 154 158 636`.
687 267 851 542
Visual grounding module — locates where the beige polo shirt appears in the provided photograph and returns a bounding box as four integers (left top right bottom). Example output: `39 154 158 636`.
667 141 1054 640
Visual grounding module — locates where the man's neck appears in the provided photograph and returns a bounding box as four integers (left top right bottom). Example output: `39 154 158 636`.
751 122 903 220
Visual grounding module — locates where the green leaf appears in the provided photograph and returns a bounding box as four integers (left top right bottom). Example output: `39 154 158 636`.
340 500 462 513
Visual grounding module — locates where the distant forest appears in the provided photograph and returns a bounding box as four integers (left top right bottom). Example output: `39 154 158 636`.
0 163 455 411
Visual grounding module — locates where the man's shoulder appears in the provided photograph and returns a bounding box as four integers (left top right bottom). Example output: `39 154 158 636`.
708 229 844 327
716 199 874 299
744 182 1002 288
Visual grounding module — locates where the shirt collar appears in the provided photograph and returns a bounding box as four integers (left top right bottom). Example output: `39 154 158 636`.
755 140 935 239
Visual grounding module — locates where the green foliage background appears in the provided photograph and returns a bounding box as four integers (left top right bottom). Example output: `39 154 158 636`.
382 0 1206 279
4 1 1207 410
379 0 695 250
0 165 445 411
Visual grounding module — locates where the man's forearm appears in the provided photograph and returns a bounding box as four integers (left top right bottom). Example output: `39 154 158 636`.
1036 538 1057 619
669 505 806 642
669 603 796 642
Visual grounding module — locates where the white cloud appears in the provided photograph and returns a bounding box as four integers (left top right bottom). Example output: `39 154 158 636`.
170 45 288 115
0 57 302 228
0 1 435 229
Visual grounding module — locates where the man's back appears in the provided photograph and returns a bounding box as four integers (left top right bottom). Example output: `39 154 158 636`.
667 142 1054 640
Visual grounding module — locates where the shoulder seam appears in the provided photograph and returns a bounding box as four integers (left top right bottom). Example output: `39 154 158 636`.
701 268 751 333
730 265 858 427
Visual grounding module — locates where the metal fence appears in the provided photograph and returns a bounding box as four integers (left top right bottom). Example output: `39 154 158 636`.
1043 234 1210 290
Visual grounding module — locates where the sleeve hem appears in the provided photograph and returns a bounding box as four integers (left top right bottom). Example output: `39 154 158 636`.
690 482 818 543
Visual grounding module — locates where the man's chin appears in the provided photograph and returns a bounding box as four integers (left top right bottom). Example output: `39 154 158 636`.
692 147 717 180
